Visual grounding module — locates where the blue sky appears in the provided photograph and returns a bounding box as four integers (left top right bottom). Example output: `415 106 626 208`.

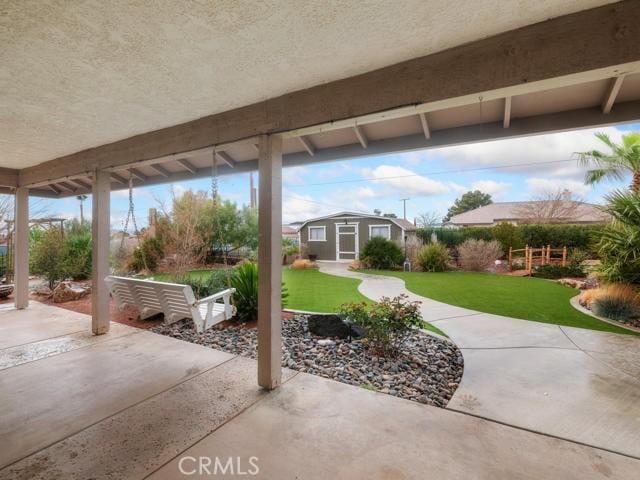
42 122 639 229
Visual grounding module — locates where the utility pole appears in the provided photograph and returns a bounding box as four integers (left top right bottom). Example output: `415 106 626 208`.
76 194 88 225
249 173 257 209
400 198 410 220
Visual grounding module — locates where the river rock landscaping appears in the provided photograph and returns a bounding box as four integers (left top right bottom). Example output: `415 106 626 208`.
151 315 464 407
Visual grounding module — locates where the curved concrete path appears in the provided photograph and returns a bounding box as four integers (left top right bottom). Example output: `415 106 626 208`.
318 262 640 459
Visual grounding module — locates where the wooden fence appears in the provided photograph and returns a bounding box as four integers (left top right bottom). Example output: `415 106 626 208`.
508 245 567 273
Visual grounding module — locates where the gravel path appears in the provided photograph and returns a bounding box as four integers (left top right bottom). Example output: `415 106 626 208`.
152 316 464 407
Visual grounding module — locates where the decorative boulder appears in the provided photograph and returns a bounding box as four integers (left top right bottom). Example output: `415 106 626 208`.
307 314 366 339
52 281 89 303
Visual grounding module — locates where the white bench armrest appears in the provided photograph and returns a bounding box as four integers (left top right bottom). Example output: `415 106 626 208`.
195 288 236 305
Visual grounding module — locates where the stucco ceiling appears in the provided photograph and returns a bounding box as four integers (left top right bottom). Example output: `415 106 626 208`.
0 0 613 169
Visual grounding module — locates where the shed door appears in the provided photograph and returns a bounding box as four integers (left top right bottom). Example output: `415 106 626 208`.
336 224 358 261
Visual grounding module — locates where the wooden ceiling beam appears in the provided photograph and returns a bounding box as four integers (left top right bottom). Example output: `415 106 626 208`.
602 75 625 114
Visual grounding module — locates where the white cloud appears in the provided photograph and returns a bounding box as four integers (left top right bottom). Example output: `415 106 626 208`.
525 178 590 198
471 180 511 199
364 165 449 197
438 126 625 180
447 181 467 195
283 166 308 186
282 192 331 224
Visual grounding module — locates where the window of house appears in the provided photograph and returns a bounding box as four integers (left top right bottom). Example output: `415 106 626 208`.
370 225 391 240
308 226 326 241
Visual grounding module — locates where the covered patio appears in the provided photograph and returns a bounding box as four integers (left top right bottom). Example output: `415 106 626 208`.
1 303 638 479
2 1 640 477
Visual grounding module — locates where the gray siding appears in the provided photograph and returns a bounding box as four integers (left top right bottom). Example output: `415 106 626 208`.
299 214 407 261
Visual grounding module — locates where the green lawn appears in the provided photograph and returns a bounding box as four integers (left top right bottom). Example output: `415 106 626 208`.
282 268 372 313
152 267 447 336
366 271 636 335
152 267 372 314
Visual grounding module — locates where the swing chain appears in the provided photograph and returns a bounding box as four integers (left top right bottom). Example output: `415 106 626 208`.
118 170 148 272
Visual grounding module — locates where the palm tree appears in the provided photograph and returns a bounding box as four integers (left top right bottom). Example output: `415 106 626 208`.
577 132 640 192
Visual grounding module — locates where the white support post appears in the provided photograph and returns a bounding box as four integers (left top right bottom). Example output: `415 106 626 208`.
257 134 282 390
14 187 29 309
91 170 111 334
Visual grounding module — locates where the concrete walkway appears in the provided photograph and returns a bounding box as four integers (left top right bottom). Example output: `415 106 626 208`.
1 302 639 478
318 261 640 459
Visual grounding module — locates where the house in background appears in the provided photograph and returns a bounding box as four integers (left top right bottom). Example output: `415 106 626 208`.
447 200 610 227
297 211 416 261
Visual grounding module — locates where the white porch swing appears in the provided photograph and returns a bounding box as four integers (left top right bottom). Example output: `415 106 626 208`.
105 151 236 333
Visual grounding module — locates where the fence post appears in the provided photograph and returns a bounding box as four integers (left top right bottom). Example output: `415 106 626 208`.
562 246 567 267
525 245 529 271
547 245 551 264
508 247 512 271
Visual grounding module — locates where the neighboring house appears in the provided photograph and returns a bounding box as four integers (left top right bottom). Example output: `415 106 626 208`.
282 225 299 244
446 200 610 227
297 211 416 261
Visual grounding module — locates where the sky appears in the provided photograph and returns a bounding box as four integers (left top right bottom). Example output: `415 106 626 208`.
33 122 639 229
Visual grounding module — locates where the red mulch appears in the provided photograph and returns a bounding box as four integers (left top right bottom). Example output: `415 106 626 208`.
3 292 296 330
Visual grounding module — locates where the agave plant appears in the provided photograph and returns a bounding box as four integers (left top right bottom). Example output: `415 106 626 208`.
595 190 640 284
577 132 640 193
230 261 288 322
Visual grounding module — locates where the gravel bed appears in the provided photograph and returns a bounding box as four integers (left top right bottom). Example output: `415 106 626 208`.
151 315 464 407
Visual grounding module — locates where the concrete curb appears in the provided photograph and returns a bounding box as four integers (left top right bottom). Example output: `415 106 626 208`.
569 294 640 334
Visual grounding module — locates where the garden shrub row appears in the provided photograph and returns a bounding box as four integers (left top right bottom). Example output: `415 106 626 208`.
417 224 605 256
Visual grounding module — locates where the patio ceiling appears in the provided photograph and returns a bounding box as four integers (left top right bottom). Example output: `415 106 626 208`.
15 69 640 198
1 1 639 198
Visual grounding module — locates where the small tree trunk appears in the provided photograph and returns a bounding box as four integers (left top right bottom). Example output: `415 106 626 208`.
632 171 640 193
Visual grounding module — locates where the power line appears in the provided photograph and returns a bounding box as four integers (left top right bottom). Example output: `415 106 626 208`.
285 157 580 188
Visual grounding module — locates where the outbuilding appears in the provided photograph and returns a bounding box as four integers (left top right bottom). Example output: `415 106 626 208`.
297 211 416 261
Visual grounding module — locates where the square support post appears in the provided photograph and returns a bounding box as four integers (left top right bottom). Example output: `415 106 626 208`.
257 134 283 390
14 187 29 309
91 170 111 334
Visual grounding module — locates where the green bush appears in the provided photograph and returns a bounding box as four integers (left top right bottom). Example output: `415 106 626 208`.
230 262 288 322
417 224 604 256
361 237 404 269
63 231 92 280
339 294 423 357
592 296 639 323
594 190 640 284
170 269 231 299
130 236 164 272
31 228 66 289
416 243 449 272
533 264 586 279
491 222 525 252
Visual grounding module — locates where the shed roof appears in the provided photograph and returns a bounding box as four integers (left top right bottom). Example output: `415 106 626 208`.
297 211 416 232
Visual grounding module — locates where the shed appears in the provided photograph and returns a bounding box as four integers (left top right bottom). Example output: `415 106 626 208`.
297 212 416 261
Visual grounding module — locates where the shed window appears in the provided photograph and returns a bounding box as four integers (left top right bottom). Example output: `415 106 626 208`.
308 226 326 241
370 225 391 240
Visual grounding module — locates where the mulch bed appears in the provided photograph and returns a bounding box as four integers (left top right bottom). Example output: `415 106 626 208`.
152 315 464 408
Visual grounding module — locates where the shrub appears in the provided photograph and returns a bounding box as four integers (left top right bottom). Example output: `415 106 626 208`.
594 190 640 283
339 294 423 356
457 239 503 271
170 269 231 299
491 222 524 253
130 236 164 272
291 258 317 270
533 264 586 279
587 284 640 324
416 243 449 272
230 261 288 322
31 228 66 289
361 236 404 270
416 224 603 255
63 230 92 280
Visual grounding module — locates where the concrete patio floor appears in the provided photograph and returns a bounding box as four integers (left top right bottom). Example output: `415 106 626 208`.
319 262 640 459
0 302 638 479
